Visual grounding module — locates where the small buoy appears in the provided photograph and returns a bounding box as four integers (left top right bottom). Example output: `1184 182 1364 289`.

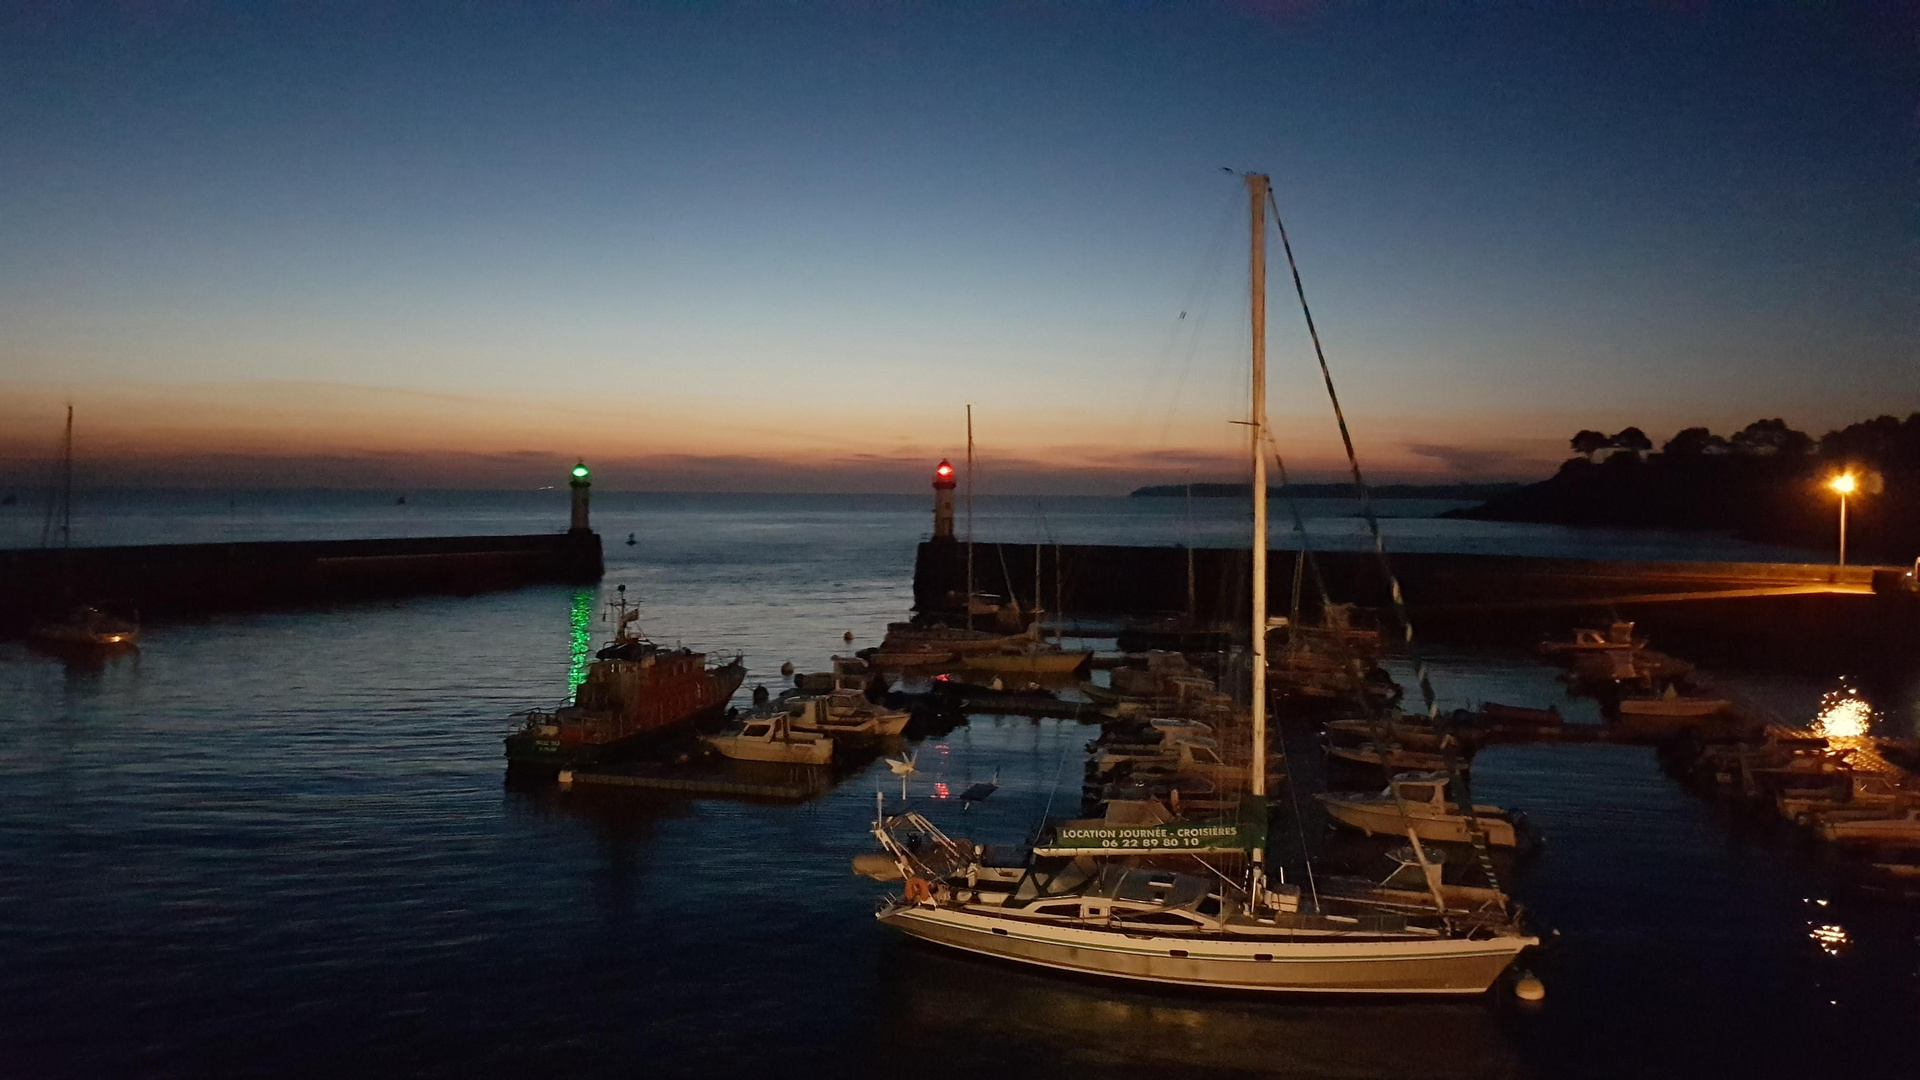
1513 970 1545 1002
844 630 855 643
556 769 574 788
780 661 795 677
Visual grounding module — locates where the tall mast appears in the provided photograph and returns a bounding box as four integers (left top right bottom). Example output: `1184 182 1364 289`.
965 404 975 632
1246 173 1270 888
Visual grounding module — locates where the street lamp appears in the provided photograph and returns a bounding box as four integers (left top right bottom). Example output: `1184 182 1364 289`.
1828 472 1856 566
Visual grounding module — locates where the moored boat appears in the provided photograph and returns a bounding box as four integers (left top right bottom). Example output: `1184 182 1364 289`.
869 810 1534 995
960 642 1093 675
1325 743 1463 775
1613 694 1732 740
1540 621 1641 660
505 597 745 773
1317 773 1523 848
703 712 832 765
788 690 911 738
1817 808 1920 844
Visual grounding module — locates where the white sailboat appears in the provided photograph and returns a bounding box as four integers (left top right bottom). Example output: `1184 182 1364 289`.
862 175 1537 995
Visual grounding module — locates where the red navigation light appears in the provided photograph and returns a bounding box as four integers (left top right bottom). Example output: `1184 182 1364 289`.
936 462 953 477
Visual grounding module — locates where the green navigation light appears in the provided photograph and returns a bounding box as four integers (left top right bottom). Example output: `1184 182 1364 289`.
571 463 590 479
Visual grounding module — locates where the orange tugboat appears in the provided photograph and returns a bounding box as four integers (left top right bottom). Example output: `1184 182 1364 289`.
505 595 745 775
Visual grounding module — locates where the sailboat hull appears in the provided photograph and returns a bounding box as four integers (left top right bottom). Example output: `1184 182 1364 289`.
877 904 1533 995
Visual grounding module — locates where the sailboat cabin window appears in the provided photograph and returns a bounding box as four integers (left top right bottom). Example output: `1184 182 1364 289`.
741 724 771 737
1190 747 1222 764
1398 784 1437 803
1033 902 1079 916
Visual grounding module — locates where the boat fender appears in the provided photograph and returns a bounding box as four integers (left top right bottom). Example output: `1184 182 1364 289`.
904 877 933 904
1514 970 1546 1002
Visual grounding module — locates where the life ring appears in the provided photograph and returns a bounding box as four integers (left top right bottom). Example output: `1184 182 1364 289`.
903 877 933 904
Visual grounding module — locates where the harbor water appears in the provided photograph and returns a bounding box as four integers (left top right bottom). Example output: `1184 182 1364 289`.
2 492 1915 1078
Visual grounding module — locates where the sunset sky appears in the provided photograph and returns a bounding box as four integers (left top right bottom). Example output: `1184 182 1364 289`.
2 2 1912 493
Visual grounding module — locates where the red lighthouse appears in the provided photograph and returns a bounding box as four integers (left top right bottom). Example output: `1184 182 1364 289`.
931 459 956 540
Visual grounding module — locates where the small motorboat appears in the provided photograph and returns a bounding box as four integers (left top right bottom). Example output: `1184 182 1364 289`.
1818 808 1920 844
786 693 910 739
30 606 140 649
1316 773 1522 847
1540 621 1641 660
1614 692 1732 739
1323 718 1474 752
702 713 833 765
1324 742 1463 774
1617 694 1730 719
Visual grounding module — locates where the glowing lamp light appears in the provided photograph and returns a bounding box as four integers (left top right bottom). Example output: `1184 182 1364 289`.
571 463 590 480
936 462 954 478
1828 473 1856 495
1812 687 1872 739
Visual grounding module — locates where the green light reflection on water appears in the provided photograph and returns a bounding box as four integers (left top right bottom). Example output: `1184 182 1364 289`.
567 588 595 696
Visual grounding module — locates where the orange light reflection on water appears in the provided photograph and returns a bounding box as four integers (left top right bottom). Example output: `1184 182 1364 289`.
1808 922 1850 956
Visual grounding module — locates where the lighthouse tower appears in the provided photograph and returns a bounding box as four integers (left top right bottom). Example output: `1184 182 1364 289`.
931 459 956 540
569 461 592 533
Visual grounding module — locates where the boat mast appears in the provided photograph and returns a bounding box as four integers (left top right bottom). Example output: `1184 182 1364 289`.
965 404 975 632
1246 173 1270 896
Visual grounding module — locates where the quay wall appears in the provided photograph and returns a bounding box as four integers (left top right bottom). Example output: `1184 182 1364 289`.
0 531 603 630
914 539 1919 672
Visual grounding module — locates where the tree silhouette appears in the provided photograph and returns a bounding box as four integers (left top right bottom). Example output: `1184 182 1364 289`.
1570 430 1609 460
1609 427 1653 455
1662 427 1726 456
1730 418 1813 457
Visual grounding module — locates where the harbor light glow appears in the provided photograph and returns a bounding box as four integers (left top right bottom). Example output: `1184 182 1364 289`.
1811 688 1873 739
571 463 590 480
1828 473 1856 495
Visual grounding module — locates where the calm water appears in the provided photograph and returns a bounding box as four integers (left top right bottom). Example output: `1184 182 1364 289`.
2 493 1914 1078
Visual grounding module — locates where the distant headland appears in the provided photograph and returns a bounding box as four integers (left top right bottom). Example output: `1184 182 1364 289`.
1446 415 1919 563
1130 482 1524 501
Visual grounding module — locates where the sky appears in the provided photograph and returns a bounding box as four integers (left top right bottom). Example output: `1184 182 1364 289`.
1 1 1913 492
